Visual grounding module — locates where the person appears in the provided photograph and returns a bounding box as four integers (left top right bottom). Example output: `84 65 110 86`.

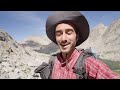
35 11 120 79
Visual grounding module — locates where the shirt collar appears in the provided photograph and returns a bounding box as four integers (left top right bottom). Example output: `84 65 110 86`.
57 48 79 64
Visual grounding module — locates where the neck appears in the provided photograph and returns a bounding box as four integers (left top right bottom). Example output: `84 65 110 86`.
62 48 75 61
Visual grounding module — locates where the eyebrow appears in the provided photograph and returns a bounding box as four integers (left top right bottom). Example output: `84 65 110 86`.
56 28 74 31
66 29 74 31
55 30 61 33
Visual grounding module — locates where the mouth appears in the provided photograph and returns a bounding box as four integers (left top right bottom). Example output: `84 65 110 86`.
60 43 70 49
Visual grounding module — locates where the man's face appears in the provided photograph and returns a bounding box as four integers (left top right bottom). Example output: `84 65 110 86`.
55 23 78 54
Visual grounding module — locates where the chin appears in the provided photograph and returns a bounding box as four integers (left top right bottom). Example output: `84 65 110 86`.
60 49 70 54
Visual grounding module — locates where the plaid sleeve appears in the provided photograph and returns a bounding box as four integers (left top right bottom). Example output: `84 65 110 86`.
85 57 120 79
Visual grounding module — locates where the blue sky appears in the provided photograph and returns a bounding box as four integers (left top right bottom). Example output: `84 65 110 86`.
0 11 120 42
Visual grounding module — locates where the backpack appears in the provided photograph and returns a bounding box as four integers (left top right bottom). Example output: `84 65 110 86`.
34 49 96 79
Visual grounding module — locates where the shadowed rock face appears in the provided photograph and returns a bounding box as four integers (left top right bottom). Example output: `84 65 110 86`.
34 42 59 54
22 40 40 47
20 36 59 54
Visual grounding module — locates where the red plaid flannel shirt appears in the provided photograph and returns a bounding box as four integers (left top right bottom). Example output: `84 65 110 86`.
51 49 120 79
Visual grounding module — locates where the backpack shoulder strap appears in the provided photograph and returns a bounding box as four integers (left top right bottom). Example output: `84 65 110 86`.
48 55 57 79
49 55 56 69
49 52 59 67
73 49 95 79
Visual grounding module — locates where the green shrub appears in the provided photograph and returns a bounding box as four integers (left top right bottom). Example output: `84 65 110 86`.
98 56 120 70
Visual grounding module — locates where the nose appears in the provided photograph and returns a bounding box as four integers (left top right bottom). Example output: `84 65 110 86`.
61 33 67 43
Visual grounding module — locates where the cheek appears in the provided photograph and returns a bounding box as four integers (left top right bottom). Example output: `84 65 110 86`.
69 35 77 43
56 36 60 44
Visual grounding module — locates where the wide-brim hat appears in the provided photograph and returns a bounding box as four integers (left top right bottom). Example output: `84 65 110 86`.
46 11 90 46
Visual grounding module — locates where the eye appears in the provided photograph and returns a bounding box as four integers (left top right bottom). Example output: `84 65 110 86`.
67 29 73 35
56 31 62 36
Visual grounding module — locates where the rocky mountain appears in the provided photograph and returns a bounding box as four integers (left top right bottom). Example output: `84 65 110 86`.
20 35 51 45
1 17 120 79
101 18 120 61
78 18 120 61
20 35 51 50
77 23 108 54
0 29 50 79
20 35 59 55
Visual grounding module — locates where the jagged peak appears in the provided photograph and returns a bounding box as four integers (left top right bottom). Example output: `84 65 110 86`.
108 17 120 28
112 17 120 23
92 23 107 30
0 28 7 33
